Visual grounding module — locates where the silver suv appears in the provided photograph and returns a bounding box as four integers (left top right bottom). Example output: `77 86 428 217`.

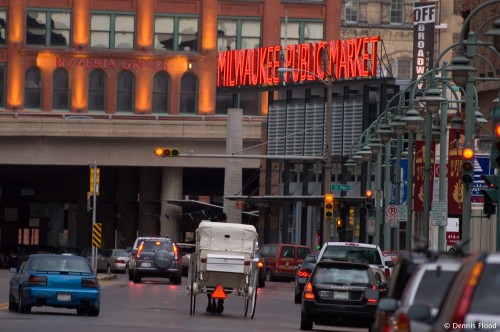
128 236 182 284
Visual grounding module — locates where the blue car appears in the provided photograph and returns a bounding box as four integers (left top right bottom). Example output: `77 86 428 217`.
9 254 100 316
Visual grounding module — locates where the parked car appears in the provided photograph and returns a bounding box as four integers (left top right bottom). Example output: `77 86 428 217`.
80 247 104 264
258 243 312 282
128 236 182 284
300 259 380 330
375 254 462 331
97 248 130 274
294 252 318 303
175 243 196 276
408 251 500 332
8 254 100 316
371 249 433 332
317 242 394 278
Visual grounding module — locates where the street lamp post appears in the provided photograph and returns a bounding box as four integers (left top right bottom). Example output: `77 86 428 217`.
277 67 334 243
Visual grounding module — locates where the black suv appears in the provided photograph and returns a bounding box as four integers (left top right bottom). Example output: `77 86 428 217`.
128 236 182 284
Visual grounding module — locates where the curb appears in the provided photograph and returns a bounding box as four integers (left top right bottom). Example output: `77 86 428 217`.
97 273 117 281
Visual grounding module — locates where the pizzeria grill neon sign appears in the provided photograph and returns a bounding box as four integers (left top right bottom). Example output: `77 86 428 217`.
217 36 381 88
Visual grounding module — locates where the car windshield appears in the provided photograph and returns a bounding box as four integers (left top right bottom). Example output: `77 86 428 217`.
314 265 370 286
322 246 382 265
29 257 92 273
413 270 457 307
469 264 500 315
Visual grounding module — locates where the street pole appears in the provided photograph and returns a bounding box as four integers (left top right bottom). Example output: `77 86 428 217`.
406 132 415 250
375 150 383 247
423 111 432 248
438 68 450 252
323 75 333 243
384 141 391 250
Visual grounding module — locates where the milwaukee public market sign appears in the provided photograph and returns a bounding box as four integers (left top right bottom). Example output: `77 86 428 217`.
217 36 381 88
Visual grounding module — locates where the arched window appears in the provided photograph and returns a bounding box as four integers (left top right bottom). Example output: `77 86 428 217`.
180 73 198 114
116 71 134 112
52 68 69 110
24 67 42 109
152 72 169 113
88 69 106 111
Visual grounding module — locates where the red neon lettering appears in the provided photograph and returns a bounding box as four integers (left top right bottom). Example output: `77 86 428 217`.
248 49 258 85
234 49 246 86
370 36 380 76
258 47 267 85
329 41 340 79
361 38 370 76
266 46 274 84
217 51 226 87
346 39 355 78
353 38 364 77
314 42 326 80
228 51 236 87
337 40 348 78
283 45 295 83
272 45 281 84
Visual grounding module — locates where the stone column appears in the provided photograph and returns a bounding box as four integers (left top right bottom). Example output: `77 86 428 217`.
160 167 183 242
224 108 243 223
138 167 161 236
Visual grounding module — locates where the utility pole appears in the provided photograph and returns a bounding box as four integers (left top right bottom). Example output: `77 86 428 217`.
323 75 333 243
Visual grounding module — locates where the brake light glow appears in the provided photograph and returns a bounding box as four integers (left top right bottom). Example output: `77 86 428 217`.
297 269 311 278
28 275 47 286
452 261 484 325
395 312 410 331
115 259 126 264
384 268 391 278
303 281 315 300
82 278 99 288
258 261 264 268
173 244 178 260
137 243 144 258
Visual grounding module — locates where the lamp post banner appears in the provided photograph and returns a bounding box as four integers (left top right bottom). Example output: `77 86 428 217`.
413 140 435 212
412 2 436 84
447 129 464 215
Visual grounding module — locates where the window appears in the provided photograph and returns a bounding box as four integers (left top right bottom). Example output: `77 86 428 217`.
280 20 323 47
394 59 411 80
90 13 135 49
0 10 6 45
152 72 169 113
154 16 199 52
216 91 260 115
52 68 69 110
88 69 106 111
390 0 404 25
0 65 5 108
24 67 42 109
180 73 197 114
116 71 134 112
344 0 359 23
26 10 70 46
217 18 261 51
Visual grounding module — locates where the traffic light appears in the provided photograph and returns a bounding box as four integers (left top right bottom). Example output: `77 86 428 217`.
481 175 500 217
365 189 373 209
154 147 180 157
336 218 343 230
324 193 334 219
491 105 500 169
461 147 475 184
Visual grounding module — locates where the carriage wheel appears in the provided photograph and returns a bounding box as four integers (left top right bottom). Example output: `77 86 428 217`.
244 297 249 317
250 269 258 319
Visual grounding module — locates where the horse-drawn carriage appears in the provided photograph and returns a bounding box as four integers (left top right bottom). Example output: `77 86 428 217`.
187 221 259 318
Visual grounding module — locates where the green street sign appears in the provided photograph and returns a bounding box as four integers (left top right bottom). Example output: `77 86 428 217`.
331 184 352 191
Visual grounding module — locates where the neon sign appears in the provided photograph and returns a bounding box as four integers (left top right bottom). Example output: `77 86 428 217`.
217 36 381 88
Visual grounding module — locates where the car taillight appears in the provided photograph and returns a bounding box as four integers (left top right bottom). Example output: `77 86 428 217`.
382 313 394 332
82 278 99 288
452 261 484 325
367 284 378 303
303 281 315 300
137 243 143 258
244 260 250 266
173 244 178 260
28 275 47 286
384 268 391 278
394 312 410 331
115 259 126 264
258 261 264 268
297 269 311 278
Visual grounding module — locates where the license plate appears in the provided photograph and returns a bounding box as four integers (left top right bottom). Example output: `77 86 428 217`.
57 293 71 301
141 262 151 267
333 291 349 300
298 277 307 283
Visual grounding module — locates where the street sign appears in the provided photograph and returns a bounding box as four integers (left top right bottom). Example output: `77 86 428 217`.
431 201 448 226
398 204 407 222
385 205 398 227
367 217 376 236
331 184 352 191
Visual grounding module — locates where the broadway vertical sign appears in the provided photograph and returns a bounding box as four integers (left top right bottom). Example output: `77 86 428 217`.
412 2 436 86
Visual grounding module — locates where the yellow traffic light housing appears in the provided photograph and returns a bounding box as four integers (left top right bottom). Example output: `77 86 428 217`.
461 147 474 184
324 193 334 219
154 147 180 157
